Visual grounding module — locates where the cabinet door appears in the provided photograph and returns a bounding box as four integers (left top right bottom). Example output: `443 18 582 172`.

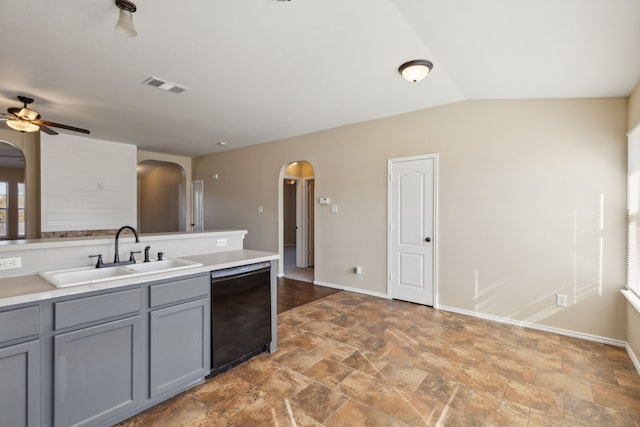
54 317 141 427
149 299 209 398
0 340 40 427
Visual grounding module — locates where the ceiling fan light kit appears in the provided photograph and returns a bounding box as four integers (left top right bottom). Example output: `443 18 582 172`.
115 0 137 37
2 96 90 135
17 107 39 121
6 119 39 133
398 60 434 83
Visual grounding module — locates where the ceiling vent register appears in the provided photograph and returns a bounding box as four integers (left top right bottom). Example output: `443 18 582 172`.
142 77 188 94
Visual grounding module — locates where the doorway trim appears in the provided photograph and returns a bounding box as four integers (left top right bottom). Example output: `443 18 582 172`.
387 153 439 308
278 161 316 279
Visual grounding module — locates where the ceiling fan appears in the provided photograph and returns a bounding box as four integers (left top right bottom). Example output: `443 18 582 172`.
1 96 90 135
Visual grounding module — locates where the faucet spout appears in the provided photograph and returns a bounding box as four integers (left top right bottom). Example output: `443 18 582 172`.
114 226 140 263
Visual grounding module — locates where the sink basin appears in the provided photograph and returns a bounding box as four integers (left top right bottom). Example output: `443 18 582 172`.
39 266 133 288
125 258 203 273
40 258 204 288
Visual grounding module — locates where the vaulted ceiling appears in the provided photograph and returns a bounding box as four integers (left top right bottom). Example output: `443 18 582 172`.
1 0 639 156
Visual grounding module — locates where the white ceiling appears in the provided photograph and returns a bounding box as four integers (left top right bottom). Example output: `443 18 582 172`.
1 0 639 157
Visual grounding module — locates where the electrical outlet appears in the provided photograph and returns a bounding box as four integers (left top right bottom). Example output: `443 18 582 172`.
216 239 227 247
0 256 22 270
556 293 568 307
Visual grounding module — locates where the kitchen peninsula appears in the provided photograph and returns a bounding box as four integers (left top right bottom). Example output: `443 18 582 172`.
0 229 278 427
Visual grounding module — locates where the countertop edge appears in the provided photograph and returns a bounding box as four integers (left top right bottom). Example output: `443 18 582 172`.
0 249 278 308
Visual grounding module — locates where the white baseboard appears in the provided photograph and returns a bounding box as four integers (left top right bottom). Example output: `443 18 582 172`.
438 304 626 348
626 342 640 374
312 280 388 299
291 280 638 373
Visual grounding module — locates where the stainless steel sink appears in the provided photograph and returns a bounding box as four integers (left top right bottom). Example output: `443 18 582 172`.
39 258 203 288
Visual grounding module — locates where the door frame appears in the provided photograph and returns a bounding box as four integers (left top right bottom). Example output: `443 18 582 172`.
387 153 439 308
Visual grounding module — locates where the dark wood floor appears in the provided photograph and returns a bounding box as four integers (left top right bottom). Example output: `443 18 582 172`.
277 276 341 313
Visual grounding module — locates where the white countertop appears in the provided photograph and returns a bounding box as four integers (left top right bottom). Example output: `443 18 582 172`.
0 249 278 308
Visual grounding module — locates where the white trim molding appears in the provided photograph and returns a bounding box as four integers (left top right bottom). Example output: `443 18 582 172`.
439 304 626 348
313 280 388 299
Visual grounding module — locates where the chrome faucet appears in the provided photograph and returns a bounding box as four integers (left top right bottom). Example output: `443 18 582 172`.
114 225 139 263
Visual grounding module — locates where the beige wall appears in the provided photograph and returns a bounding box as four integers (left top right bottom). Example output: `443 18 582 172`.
0 129 39 239
139 164 184 233
628 298 640 367
137 150 192 231
194 98 628 340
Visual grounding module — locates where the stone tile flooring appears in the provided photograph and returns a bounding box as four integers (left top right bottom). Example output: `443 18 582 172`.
118 291 640 426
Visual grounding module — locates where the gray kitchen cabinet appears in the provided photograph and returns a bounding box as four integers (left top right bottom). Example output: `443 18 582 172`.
52 289 142 427
148 274 210 399
0 271 215 426
0 305 40 427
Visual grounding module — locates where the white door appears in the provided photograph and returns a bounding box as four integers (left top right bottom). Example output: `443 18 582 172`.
191 180 204 231
389 155 437 306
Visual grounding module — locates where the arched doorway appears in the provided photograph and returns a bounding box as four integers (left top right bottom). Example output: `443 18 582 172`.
137 160 186 233
0 141 26 239
280 161 315 282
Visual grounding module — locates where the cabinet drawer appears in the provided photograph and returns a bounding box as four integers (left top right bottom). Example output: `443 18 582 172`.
150 275 209 308
54 288 141 330
0 306 39 343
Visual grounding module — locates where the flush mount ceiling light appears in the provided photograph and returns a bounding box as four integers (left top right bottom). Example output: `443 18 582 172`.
398 60 434 83
115 0 137 37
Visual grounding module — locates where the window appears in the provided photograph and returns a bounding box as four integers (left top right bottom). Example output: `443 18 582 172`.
17 183 25 237
0 182 7 238
628 127 640 298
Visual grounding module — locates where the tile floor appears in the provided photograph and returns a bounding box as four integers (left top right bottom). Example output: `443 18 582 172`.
118 291 640 426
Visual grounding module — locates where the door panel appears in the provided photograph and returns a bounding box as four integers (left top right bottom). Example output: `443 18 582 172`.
306 179 315 267
389 156 435 306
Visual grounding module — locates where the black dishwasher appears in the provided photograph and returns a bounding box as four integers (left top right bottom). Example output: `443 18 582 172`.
209 261 272 376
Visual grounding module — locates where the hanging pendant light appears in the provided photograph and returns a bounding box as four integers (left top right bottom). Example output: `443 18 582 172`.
398 60 434 83
115 0 138 37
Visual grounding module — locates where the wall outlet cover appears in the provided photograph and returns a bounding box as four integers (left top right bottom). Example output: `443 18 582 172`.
0 256 22 270
556 293 568 307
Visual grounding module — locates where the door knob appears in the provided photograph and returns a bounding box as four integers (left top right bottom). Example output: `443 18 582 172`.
425 237 431 242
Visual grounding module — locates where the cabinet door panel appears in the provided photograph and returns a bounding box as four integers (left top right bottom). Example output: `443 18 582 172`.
0 340 39 427
0 306 39 343
54 317 141 427
149 275 209 308
149 299 208 398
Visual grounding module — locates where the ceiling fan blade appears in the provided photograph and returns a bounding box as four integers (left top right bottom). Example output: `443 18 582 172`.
39 125 58 135
37 120 90 134
7 107 20 115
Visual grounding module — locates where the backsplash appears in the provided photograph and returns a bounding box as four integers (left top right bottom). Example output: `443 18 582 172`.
41 230 117 239
0 230 248 278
